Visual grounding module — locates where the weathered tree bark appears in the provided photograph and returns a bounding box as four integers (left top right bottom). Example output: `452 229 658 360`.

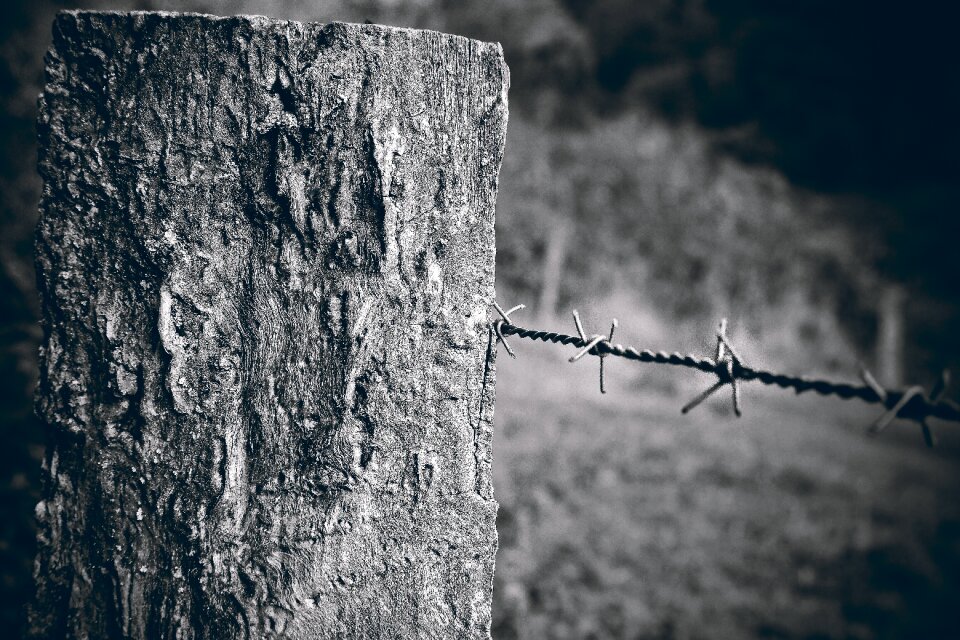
32 11 507 639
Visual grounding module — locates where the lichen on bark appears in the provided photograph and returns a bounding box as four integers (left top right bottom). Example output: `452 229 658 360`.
32 11 507 638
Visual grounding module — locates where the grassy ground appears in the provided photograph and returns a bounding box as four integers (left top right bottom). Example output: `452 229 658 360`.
490 341 960 639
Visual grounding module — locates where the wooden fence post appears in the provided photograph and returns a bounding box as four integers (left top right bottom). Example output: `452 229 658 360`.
876 283 905 388
32 11 507 638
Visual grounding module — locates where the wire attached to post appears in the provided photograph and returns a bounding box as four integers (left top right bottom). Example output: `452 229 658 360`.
492 302 525 358
489 300 960 446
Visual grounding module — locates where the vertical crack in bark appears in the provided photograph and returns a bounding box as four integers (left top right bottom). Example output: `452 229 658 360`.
475 327 497 498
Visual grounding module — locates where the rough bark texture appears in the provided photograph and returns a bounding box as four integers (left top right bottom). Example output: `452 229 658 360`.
32 11 507 639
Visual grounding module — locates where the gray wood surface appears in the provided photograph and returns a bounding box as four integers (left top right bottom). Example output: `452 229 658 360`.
32 11 507 638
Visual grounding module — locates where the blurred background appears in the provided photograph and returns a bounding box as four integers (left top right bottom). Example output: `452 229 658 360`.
3 1 959 637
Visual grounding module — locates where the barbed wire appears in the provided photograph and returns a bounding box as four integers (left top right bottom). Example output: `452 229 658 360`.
491 302 960 447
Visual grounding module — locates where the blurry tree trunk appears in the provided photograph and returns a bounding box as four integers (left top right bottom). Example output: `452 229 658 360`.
876 283 906 387
32 11 507 639
537 219 569 322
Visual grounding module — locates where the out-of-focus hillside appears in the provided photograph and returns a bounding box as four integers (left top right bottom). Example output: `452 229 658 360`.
496 111 867 376
492 344 960 639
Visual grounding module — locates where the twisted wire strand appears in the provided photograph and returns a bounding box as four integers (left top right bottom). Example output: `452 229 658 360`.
497 321 960 424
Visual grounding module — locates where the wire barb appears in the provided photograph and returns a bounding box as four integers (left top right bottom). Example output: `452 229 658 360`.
859 367 887 402
869 386 925 435
682 318 745 417
681 380 725 414
921 370 951 447
600 318 618 394
491 301 525 358
568 311 619 393
864 368 951 447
